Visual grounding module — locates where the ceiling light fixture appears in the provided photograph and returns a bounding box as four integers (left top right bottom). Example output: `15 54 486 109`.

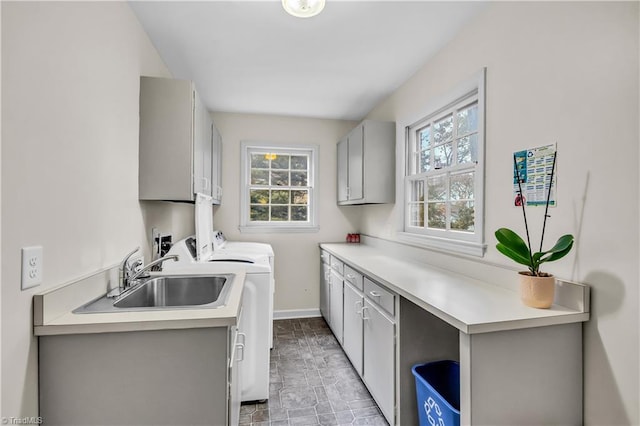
282 0 325 18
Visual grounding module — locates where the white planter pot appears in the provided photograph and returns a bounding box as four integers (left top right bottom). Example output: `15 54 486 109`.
519 272 555 309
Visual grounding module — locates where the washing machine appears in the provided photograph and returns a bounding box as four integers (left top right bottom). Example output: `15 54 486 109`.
162 195 271 402
212 230 275 347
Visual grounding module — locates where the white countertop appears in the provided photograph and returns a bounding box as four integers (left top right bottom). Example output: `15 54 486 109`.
34 271 245 336
320 243 589 334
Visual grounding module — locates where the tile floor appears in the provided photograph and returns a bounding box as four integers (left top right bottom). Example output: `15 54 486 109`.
240 317 388 426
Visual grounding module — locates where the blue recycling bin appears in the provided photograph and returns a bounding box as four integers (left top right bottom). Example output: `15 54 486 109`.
412 361 460 426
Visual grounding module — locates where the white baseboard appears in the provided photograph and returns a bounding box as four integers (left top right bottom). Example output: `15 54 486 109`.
273 308 321 320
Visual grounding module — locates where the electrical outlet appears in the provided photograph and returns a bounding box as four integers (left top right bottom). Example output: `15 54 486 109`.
21 246 43 290
159 234 172 257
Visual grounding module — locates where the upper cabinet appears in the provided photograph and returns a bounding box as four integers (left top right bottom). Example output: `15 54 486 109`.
211 124 223 203
139 76 222 204
337 120 395 205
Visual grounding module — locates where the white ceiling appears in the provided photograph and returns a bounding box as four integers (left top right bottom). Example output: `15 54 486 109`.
130 1 486 121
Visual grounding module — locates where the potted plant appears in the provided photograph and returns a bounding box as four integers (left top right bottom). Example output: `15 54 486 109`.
495 152 574 308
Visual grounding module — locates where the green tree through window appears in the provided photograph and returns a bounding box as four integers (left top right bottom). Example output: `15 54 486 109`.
248 152 311 223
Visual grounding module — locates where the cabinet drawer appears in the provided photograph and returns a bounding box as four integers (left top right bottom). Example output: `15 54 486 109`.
364 277 395 317
344 265 363 291
330 256 344 275
320 250 331 265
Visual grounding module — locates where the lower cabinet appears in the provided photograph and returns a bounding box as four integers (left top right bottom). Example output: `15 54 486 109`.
363 298 396 423
320 253 397 425
39 327 237 425
320 254 331 321
329 269 344 344
229 310 246 426
343 282 364 375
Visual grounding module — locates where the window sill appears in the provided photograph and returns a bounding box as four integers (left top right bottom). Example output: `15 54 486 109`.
397 232 486 257
239 225 320 234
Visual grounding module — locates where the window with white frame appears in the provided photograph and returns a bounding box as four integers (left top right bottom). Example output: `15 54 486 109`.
401 70 486 256
240 142 318 232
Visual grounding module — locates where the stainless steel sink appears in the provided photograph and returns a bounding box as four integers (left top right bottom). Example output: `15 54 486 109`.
73 274 233 314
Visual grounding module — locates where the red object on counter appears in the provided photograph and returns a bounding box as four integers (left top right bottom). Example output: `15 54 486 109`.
346 233 361 243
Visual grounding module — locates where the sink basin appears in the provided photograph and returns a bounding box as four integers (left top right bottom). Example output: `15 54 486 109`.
74 274 233 314
114 275 229 308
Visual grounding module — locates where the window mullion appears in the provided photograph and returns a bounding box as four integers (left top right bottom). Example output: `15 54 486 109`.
445 171 451 231
452 109 459 166
429 118 435 174
418 177 424 230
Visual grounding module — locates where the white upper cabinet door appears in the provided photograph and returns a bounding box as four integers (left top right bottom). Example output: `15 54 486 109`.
211 124 222 204
347 124 364 201
193 90 212 197
337 137 349 203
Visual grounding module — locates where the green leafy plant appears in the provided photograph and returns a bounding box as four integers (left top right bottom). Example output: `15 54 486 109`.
495 228 574 276
495 152 574 277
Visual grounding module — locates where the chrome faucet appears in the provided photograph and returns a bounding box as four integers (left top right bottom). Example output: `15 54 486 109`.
119 247 141 289
108 249 179 298
108 247 142 298
127 255 179 284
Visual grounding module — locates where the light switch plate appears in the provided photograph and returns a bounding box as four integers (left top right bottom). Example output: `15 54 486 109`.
21 246 43 290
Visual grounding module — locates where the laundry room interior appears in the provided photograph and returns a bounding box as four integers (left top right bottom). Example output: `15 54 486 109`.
1 1 639 426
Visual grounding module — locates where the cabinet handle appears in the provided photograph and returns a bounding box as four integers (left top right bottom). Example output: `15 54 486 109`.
238 332 246 346
369 291 381 298
236 343 245 362
355 300 363 314
346 274 355 280
361 306 369 320
201 177 210 190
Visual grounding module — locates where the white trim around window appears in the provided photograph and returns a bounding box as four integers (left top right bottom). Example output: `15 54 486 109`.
398 68 487 257
240 141 319 233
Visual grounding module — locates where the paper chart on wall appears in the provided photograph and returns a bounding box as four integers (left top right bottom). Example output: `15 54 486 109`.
513 143 557 207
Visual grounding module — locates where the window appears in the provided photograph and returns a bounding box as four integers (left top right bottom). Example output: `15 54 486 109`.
240 142 318 232
400 69 486 256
